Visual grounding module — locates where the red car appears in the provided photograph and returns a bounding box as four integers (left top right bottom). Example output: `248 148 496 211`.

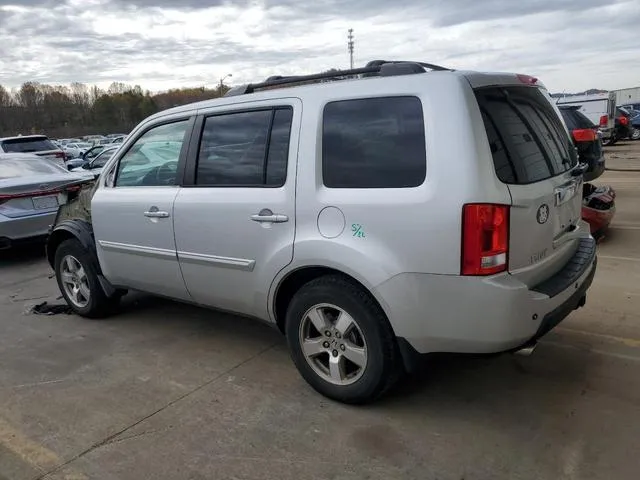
582 184 616 239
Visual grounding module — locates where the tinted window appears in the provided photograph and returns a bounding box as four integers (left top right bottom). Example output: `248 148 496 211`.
560 108 595 130
1 137 57 153
0 157 67 179
475 87 577 184
115 120 188 187
196 108 292 187
322 97 426 188
266 108 293 186
92 148 117 168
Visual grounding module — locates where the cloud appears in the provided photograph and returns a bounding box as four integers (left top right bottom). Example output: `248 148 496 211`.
0 0 639 93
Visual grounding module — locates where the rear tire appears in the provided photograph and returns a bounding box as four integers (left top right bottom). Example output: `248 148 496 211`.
285 275 402 404
631 128 640 141
54 239 119 318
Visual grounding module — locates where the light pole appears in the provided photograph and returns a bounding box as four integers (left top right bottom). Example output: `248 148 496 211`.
347 29 354 69
218 73 232 96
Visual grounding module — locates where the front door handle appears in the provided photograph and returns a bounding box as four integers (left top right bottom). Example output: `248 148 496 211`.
250 209 288 223
144 208 170 218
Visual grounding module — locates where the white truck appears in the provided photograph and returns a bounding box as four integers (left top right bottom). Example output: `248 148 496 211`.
556 92 617 144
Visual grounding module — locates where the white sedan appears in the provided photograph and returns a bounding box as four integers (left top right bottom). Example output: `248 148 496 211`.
63 142 93 159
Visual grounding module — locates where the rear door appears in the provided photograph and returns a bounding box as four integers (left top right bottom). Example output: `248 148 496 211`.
474 85 585 287
173 101 299 318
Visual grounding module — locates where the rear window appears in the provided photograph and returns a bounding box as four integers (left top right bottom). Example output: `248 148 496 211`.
559 108 595 130
0 158 67 179
1 137 57 153
475 87 578 185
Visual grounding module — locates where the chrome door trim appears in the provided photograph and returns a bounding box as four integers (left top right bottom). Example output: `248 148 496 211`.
177 251 256 271
98 240 177 260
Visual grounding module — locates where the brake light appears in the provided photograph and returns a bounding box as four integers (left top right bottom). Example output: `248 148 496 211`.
462 204 509 276
572 128 597 142
599 115 608 127
516 74 538 85
0 186 81 204
55 151 66 161
619 116 629 126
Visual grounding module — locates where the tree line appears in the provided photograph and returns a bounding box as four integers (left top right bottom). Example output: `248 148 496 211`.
0 81 230 139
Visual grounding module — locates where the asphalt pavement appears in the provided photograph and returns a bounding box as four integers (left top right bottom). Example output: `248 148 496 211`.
1 143 640 480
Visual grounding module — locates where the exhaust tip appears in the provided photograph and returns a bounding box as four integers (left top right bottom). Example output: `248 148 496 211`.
514 343 537 357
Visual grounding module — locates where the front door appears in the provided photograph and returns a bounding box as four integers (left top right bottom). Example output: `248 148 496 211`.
92 119 192 301
173 102 300 318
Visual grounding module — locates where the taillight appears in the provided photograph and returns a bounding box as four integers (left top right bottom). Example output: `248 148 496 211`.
599 115 608 127
516 74 538 85
572 128 597 142
619 116 629 126
55 151 66 161
462 204 509 276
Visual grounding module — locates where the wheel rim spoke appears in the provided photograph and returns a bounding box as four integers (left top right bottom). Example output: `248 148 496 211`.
78 282 91 301
306 307 328 332
342 342 367 368
302 338 325 358
65 256 76 273
329 355 346 382
334 311 355 336
60 272 74 284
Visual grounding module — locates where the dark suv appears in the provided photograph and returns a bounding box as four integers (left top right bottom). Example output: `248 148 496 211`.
559 106 604 181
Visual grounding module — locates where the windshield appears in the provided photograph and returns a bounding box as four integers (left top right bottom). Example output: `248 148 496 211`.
475 86 578 185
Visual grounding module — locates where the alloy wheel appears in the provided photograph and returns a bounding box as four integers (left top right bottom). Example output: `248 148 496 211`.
298 303 368 385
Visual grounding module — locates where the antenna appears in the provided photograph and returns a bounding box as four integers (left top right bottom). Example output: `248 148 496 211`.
347 29 354 69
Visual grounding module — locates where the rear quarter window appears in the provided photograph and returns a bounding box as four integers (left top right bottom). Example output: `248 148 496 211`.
475 87 578 185
322 96 426 188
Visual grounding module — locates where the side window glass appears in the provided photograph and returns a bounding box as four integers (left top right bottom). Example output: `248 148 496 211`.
266 108 293 186
322 97 426 188
115 120 188 187
196 107 293 187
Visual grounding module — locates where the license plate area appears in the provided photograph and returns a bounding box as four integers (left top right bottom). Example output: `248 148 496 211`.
553 179 582 239
32 195 59 210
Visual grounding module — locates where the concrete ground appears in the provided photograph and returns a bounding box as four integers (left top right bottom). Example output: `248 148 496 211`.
1 143 640 480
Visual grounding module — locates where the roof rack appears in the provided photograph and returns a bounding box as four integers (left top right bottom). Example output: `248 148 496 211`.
224 60 451 97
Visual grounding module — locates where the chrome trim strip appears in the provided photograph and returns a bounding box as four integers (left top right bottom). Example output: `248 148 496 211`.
177 251 255 271
98 240 177 260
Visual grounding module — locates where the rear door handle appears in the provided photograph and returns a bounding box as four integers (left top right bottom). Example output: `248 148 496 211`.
144 210 170 218
250 209 288 223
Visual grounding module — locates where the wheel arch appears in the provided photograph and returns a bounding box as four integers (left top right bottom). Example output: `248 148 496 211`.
271 265 392 336
46 220 97 269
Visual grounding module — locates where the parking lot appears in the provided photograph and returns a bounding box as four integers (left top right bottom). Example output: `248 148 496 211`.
1 143 640 480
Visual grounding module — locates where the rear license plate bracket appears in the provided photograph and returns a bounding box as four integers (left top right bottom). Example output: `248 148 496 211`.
32 195 59 210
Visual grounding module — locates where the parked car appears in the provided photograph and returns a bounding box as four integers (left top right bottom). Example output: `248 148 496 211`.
624 109 640 140
70 146 119 178
556 92 616 145
63 142 93 159
582 184 616 238
47 61 597 404
109 136 126 145
0 135 66 167
611 107 634 143
558 106 604 181
0 153 88 249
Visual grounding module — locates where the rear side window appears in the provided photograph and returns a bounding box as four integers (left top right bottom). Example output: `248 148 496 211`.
196 107 292 187
475 87 577 185
322 96 426 188
1 137 57 153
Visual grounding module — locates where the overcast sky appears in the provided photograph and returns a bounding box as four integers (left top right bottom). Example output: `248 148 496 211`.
1 0 639 93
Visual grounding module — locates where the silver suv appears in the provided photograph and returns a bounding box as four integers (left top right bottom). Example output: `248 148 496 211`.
47 61 597 404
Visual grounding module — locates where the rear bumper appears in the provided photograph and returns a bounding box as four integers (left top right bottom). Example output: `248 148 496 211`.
376 237 597 355
0 211 57 248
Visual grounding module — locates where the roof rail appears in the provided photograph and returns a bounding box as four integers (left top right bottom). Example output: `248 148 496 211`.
224 60 451 97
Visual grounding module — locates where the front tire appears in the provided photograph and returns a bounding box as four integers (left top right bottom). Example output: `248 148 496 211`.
54 239 119 318
285 275 401 404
